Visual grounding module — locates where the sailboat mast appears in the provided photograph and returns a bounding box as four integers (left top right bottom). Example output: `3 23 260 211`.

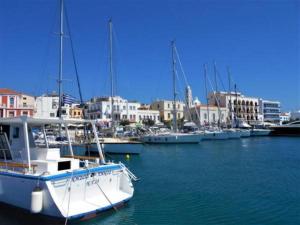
213 62 221 128
171 41 177 133
58 0 64 118
213 61 218 93
234 83 238 128
109 19 115 131
204 64 210 126
227 67 233 128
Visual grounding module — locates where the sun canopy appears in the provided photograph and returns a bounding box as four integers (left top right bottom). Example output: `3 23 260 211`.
0 116 95 126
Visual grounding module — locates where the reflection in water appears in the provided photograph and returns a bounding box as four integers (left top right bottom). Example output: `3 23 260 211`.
0 200 135 225
0 203 63 225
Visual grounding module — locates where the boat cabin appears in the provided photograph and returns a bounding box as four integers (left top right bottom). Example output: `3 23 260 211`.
0 116 105 175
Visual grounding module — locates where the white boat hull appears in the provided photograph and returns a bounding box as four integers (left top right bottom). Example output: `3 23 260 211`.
101 143 142 154
0 164 133 220
141 133 200 144
224 129 241 139
250 129 271 136
202 131 228 140
239 129 251 138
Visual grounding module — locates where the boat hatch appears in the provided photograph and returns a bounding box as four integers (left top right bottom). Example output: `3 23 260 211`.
58 161 71 171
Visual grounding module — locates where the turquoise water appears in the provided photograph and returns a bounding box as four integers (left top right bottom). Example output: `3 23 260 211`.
0 137 299 225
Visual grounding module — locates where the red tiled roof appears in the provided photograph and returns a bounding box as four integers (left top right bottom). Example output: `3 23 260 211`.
0 88 20 95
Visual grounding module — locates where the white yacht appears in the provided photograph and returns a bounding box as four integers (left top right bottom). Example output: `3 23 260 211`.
0 116 136 220
140 41 201 144
224 128 241 139
250 129 271 136
140 132 200 144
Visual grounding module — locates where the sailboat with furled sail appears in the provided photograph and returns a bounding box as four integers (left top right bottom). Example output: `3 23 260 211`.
0 0 136 220
91 19 142 154
141 41 200 144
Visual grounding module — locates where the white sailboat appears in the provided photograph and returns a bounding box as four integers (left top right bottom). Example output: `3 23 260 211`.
0 116 136 220
141 41 201 144
201 63 228 140
95 19 142 154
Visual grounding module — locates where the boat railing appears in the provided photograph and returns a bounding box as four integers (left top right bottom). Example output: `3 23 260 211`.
119 162 139 181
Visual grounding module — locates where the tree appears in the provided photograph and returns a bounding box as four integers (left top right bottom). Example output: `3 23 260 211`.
143 119 155 127
120 119 130 126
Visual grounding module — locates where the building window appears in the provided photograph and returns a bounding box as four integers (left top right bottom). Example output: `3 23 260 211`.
212 113 216 122
157 104 160 109
204 113 207 119
178 104 180 109
50 113 55 117
168 113 171 119
22 111 28 116
9 97 14 106
168 104 170 109
8 111 14 117
123 106 126 110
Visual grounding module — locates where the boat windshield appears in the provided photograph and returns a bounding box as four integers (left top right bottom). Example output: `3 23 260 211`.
0 133 12 160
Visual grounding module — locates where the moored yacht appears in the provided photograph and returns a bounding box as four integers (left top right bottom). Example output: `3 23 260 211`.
0 116 136 220
270 120 300 136
140 41 201 144
250 128 271 136
140 132 200 144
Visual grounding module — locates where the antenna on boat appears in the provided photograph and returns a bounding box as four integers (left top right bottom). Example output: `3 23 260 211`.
171 40 178 133
58 0 64 119
109 18 115 137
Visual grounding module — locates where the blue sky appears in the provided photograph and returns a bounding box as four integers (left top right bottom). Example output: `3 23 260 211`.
0 0 299 111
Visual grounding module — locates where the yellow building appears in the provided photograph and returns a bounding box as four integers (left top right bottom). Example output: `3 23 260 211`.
70 107 83 119
150 100 185 122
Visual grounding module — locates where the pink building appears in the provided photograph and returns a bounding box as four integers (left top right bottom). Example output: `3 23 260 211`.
0 88 35 118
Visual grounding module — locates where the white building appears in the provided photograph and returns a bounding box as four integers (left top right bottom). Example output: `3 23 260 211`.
280 112 291 124
137 109 160 124
208 91 261 124
259 99 281 123
34 94 75 119
187 103 227 126
86 96 140 123
35 95 59 118
185 86 193 108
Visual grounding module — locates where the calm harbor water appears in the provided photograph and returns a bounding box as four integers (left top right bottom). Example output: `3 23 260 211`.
0 137 299 225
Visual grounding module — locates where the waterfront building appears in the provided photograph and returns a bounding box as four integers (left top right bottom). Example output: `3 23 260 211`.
34 93 80 119
259 99 281 123
34 94 59 118
280 112 291 124
185 86 193 108
150 100 185 122
70 106 84 119
187 103 227 126
137 105 160 124
86 96 140 123
0 88 35 118
208 91 261 124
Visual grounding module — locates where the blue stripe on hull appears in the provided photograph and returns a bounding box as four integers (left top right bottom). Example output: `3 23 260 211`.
0 164 121 181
